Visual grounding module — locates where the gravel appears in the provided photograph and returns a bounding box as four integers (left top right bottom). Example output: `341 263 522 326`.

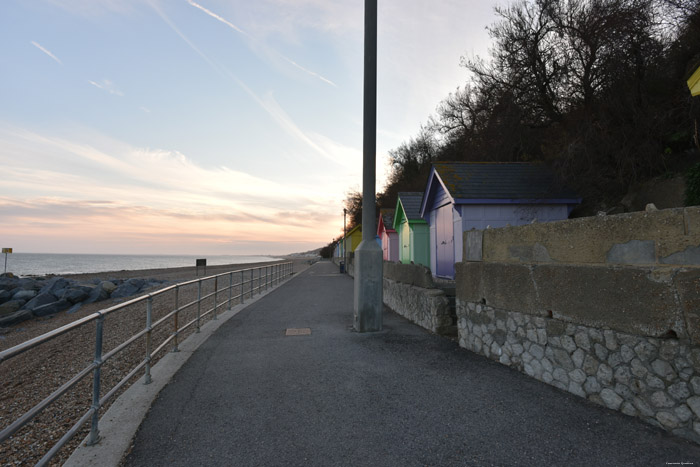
0 258 313 466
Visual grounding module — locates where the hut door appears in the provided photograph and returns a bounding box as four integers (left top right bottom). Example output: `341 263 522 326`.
401 220 410 263
436 204 454 278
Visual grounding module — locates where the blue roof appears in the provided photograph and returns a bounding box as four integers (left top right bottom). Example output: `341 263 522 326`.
397 192 424 220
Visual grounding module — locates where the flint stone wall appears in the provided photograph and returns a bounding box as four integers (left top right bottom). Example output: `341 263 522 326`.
457 207 700 443
457 301 700 442
383 262 453 335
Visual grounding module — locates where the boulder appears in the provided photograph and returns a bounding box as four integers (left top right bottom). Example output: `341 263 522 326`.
12 289 37 301
66 303 82 314
17 278 41 291
0 300 24 317
111 278 145 299
0 289 13 305
0 308 32 327
85 284 110 304
24 292 58 311
101 281 117 294
40 277 70 296
62 287 89 304
32 299 71 317
0 277 19 291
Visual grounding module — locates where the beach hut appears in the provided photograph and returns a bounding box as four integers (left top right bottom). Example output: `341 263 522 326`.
420 162 580 279
393 192 430 267
377 209 399 262
344 224 363 254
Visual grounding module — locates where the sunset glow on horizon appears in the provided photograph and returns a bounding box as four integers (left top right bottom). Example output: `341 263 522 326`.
0 0 498 255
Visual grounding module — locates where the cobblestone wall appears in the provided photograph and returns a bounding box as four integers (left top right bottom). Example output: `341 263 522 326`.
457 300 700 443
384 278 452 334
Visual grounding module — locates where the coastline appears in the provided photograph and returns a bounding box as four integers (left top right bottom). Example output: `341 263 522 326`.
0 256 318 465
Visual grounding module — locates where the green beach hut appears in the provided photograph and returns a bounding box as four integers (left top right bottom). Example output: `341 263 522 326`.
393 192 430 267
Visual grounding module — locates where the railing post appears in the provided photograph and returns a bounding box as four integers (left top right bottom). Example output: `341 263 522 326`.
228 272 233 309
173 285 180 352
145 296 153 384
250 269 254 298
196 279 202 333
266 266 269 290
240 270 245 304
86 314 104 446
213 276 218 320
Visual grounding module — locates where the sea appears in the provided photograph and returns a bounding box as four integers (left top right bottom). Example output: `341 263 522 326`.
1 253 283 277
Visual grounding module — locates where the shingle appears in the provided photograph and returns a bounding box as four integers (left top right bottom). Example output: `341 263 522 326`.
398 192 424 220
433 162 578 200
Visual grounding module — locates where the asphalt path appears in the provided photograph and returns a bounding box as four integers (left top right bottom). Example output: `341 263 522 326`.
124 260 700 466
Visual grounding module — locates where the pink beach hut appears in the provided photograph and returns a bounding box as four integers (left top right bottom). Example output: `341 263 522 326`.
377 209 399 262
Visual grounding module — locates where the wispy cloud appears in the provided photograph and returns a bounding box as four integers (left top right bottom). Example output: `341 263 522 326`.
282 57 337 87
151 4 349 168
186 0 249 37
185 0 336 87
30 41 62 65
88 79 124 96
149 1 223 73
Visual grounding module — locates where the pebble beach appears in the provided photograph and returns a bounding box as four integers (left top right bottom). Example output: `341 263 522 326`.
0 256 316 466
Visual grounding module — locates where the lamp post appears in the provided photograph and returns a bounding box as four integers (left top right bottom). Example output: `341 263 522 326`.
353 0 382 332
343 208 347 273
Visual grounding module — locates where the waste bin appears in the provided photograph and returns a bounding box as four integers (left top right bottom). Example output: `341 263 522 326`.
339 261 345 273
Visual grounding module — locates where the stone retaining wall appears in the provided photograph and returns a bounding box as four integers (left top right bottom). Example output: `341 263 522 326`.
457 300 700 442
384 277 451 334
456 207 700 443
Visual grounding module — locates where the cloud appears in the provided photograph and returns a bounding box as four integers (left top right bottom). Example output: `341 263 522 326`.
185 0 336 87
186 0 249 37
281 57 337 87
150 5 351 169
30 41 62 64
88 79 124 96
0 125 345 254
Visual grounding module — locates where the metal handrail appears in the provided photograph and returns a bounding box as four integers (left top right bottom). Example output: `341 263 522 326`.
0 261 294 466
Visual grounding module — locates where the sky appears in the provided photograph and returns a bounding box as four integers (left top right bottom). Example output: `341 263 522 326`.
0 0 501 256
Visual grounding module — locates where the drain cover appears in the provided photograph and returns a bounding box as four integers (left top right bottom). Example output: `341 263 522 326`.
285 328 311 336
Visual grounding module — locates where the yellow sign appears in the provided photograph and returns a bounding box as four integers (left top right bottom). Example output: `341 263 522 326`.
2 248 11 254
688 65 700 97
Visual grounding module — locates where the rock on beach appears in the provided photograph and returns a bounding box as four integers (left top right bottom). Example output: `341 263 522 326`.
0 272 168 328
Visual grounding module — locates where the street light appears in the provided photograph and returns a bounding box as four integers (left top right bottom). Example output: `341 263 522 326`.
353 0 382 332
343 208 347 274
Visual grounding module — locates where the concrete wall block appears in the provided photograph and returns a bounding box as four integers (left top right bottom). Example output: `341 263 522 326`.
674 269 700 346
464 229 483 262
383 261 434 288
532 264 685 339
456 262 544 316
606 240 656 265
482 208 689 265
684 207 700 236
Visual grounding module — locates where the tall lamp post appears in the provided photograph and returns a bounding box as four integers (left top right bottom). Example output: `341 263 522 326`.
343 208 347 273
353 0 382 332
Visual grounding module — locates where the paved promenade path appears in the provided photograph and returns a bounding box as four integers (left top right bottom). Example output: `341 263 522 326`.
124 261 700 466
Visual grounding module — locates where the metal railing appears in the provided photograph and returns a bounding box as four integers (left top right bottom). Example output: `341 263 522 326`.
0 261 293 466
